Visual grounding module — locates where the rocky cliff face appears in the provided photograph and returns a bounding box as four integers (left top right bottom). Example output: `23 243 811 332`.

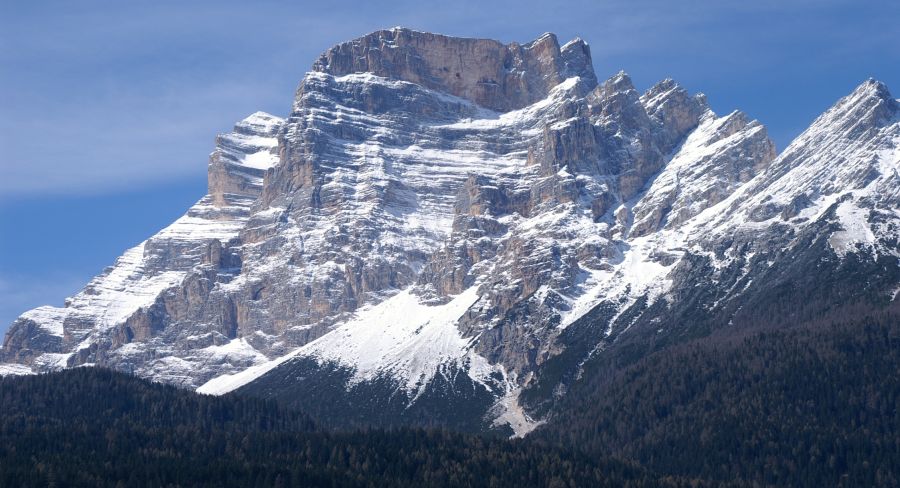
312 29 596 112
2 28 897 436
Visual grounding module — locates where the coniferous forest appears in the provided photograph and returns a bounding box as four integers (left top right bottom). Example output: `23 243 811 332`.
540 311 900 487
2 307 899 487
0 368 659 487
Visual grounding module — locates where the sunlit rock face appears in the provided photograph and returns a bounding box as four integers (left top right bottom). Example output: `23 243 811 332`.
312 29 597 112
3 28 898 436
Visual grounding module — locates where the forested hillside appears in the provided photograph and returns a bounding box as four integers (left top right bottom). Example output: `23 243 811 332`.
538 307 900 487
5 306 898 487
0 368 662 488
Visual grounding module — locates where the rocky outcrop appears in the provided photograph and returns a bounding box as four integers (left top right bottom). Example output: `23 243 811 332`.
208 112 282 206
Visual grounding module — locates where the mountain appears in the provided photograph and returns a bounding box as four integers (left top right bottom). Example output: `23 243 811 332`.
2 28 898 436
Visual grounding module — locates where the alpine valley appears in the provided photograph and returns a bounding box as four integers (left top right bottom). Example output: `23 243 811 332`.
2 27 899 445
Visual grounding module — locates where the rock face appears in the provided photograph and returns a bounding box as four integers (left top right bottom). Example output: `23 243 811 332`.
2 28 898 435
313 29 596 112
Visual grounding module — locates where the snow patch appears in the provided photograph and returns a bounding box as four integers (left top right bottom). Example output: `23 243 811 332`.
0 363 35 376
197 347 304 395
300 287 482 393
199 338 269 364
32 353 73 370
241 150 279 170
829 200 875 256
19 306 66 336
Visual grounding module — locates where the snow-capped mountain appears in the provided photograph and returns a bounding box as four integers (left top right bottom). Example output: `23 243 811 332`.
2 28 898 435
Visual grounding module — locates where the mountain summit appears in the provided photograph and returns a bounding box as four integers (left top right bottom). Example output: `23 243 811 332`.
2 29 898 435
312 28 597 111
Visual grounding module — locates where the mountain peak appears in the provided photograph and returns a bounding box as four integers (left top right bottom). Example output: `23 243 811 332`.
852 77 894 101
561 36 586 49
235 111 284 136
311 29 597 111
797 79 898 146
527 32 559 48
642 78 708 112
637 77 710 144
602 70 636 92
840 78 898 116
649 77 678 91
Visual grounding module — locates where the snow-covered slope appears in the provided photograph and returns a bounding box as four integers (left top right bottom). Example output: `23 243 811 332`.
692 79 899 246
3 29 898 435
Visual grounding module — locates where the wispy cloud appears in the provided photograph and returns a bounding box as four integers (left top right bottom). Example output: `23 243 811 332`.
1 0 898 198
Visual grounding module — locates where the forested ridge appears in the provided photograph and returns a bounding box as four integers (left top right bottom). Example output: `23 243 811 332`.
2 308 898 487
538 309 900 487
0 368 667 488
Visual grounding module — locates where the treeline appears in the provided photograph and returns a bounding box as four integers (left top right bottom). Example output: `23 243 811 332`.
537 312 900 487
0 368 676 488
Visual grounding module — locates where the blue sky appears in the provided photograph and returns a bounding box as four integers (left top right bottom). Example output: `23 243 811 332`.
1 0 898 333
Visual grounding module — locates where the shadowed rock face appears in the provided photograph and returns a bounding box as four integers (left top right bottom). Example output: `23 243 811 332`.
3 28 897 436
313 28 598 112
